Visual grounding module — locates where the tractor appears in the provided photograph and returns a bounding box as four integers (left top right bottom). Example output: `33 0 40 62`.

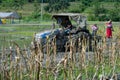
35 13 95 52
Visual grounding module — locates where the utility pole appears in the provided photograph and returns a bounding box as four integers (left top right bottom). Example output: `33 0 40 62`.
41 0 43 23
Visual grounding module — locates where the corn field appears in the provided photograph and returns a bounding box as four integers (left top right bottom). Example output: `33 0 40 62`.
0 24 120 80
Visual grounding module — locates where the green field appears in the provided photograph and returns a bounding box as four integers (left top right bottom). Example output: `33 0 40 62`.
0 21 119 48
0 24 51 48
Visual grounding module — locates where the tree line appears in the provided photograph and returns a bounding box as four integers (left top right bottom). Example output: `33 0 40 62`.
0 0 119 3
0 0 120 21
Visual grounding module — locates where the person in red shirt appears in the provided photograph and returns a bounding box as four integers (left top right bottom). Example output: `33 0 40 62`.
106 20 114 38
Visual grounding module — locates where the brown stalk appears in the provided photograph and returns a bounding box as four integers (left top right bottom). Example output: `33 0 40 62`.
53 36 57 64
46 36 50 80
69 39 74 80
63 55 68 80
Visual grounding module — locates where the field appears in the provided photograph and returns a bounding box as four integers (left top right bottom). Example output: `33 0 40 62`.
0 21 120 80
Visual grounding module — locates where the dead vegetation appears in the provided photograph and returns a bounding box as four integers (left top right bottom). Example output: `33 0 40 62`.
0 33 120 80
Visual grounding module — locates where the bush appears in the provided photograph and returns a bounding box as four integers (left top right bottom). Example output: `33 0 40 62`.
107 9 120 21
43 13 51 21
98 14 109 21
23 16 32 22
87 14 97 21
68 3 85 13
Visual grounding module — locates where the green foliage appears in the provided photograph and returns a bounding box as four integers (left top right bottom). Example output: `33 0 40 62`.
44 0 70 12
87 14 96 21
59 0 70 11
25 12 51 21
31 12 41 19
98 14 109 21
11 0 26 10
81 0 92 7
1 0 26 10
68 2 85 13
43 13 51 20
86 1 120 21
0 0 120 21
30 0 41 20
107 2 120 21
1 0 13 8
23 16 32 22
101 2 120 21
87 2 107 21
107 9 120 21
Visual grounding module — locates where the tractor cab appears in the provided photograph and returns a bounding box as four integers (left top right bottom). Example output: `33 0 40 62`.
52 13 87 30
35 13 92 52
52 13 90 36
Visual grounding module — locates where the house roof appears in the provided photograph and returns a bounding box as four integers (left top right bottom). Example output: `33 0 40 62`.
0 12 20 19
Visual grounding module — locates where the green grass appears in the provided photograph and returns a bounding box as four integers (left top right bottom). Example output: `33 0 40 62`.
0 24 52 48
0 21 119 48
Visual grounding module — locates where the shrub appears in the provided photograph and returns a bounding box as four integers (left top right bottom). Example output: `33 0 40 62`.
87 14 97 21
98 14 109 21
43 13 51 21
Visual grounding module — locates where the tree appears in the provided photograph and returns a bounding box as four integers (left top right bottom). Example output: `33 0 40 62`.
59 0 70 11
31 0 41 19
81 0 93 7
0 0 2 3
2 0 13 8
44 0 70 12
27 0 34 3
107 2 120 21
92 1 107 21
1 0 26 11
11 0 26 10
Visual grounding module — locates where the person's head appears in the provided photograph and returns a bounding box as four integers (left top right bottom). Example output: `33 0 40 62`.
93 24 97 26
